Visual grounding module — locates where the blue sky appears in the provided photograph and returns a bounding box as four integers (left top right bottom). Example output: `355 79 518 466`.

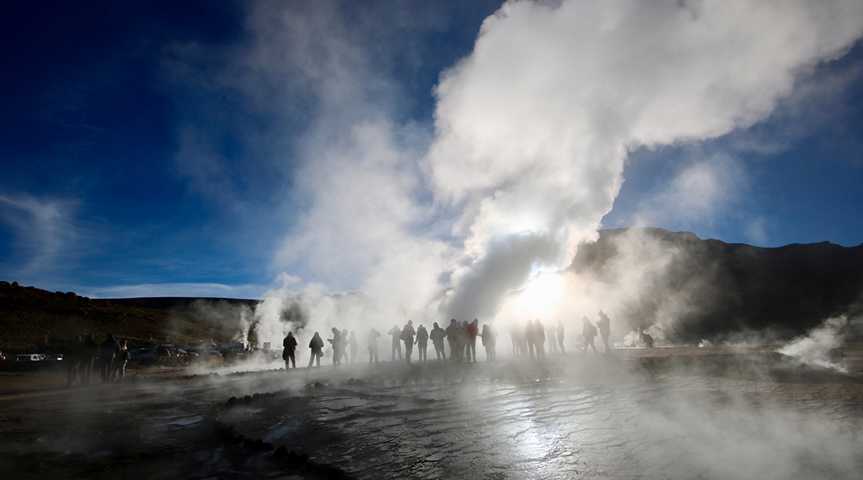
2 0 862 298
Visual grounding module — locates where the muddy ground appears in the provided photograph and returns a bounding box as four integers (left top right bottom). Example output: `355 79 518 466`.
1 346 862 479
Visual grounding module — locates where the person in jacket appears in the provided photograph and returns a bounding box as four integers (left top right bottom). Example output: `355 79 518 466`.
446 318 464 362
388 325 402 361
401 321 416 363
415 324 429 362
367 328 381 363
481 324 496 361
582 317 598 353
308 332 324 367
283 331 298 369
430 322 447 360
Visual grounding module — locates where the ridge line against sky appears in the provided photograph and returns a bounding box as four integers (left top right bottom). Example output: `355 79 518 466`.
1 0 863 299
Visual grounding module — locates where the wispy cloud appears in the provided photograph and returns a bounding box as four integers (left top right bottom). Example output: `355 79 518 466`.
0 193 79 276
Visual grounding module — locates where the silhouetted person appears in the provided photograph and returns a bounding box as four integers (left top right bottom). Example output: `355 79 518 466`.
389 325 402 361
308 332 324 367
466 319 479 362
481 324 496 361
510 327 521 357
99 334 119 382
430 322 446 360
348 331 358 364
367 328 381 363
640 329 655 348
534 319 546 358
416 324 429 362
283 332 298 369
445 319 460 361
402 321 416 363
556 319 565 354
458 320 470 362
525 322 537 359
582 317 597 353
548 328 558 354
597 311 611 353
328 328 343 366
115 339 130 380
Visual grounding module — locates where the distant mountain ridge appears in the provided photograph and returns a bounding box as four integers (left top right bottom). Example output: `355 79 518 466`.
571 228 863 341
3 227 863 349
0 281 258 349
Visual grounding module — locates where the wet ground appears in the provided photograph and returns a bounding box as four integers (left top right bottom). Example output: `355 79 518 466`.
1 347 862 479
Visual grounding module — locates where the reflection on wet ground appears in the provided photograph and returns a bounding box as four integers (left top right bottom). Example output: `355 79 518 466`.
225 359 863 479
1 350 862 479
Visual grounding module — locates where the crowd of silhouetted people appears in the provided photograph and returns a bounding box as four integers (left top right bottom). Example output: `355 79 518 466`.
63 333 130 386
283 310 621 370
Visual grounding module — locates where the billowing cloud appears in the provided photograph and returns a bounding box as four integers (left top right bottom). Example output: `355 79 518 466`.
427 0 863 319
185 0 863 350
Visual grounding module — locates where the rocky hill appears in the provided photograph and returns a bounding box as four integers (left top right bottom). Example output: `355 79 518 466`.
571 228 863 342
0 281 258 350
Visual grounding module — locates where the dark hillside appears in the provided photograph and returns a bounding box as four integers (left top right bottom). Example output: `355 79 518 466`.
0 281 258 350
572 228 863 341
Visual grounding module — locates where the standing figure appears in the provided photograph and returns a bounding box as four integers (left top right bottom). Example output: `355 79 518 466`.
445 319 460 361
460 321 470 362
597 311 611 353
416 324 429 362
308 332 324 367
466 319 479 362
367 328 381 363
430 322 446 360
534 320 546 358
525 322 536 359
548 328 558 354
557 319 565 354
389 325 402 361
115 340 130 380
401 321 416 363
582 317 598 353
348 331 358 364
481 324 496 361
510 327 522 357
328 328 343 366
99 334 119 382
283 331 298 369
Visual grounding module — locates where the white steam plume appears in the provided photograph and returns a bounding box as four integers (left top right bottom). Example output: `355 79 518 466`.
231 0 863 351
430 0 863 320
778 315 849 373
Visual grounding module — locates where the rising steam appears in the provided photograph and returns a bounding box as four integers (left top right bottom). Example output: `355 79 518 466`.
228 0 863 349
778 315 850 373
